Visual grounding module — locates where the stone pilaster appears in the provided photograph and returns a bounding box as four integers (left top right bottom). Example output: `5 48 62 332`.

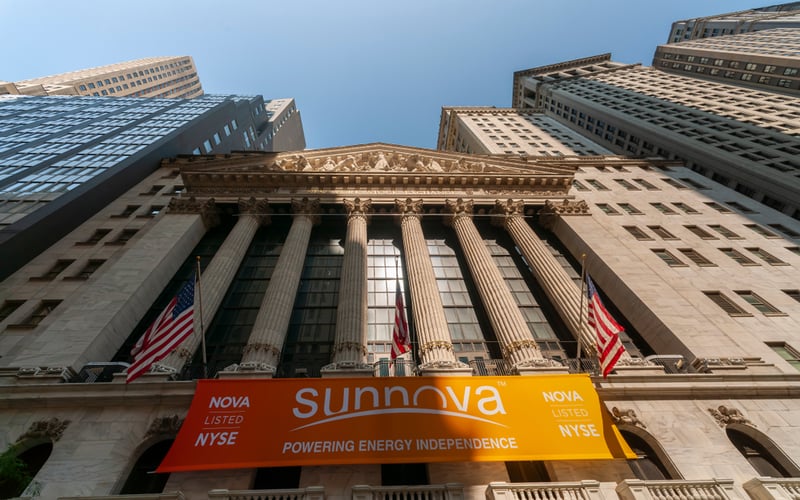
222 198 320 378
322 198 373 376
395 199 470 376
444 198 562 373
154 197 270 376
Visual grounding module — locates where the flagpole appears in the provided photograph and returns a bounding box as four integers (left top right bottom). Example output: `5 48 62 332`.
196 256 207 379
577 253 587 369
396 256 414 369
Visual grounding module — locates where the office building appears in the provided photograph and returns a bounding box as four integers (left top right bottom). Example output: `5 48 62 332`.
0 135 799 498
0 94 305 279
1 57 203 99
667 2 800 42
653 28 800 95
512 54 800 220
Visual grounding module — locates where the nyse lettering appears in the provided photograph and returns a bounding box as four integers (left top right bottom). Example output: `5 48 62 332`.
194 431 239 446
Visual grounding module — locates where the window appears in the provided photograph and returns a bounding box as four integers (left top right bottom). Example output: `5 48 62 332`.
203 139 212 153
651 203 677 215
142 205 164 217
615 179 640 191
586 179 609 191
652 249 686 267
735 291 783 315
764 65 777 73
140 185 164 196
727 428 799 477
11 300 62 328
572 180 589 191
719 248 758 266
633 179 659 190
33 259 75 281
705 202 732 213
106 228 139 245
783 68 799 76
747 248 787 265
624 226 652 240
618 203 643 215
112 205 140 218
784 290 800 304
744 224 779 238
703 291 750 316
620 430 677 480
770 342 800 371
679 178 708 190
78 228 112 245
768 224 800 238
213 133 222 145
788 247 800 256
0 300 24 322
672 202 699 214
726 201 756 214
685 225 716 239
648 226 677 240
596 204 620 215
679 248 715 266
708 224 741 239
68 259 105 280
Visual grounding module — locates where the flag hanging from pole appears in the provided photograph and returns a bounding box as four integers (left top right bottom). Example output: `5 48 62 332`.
585 274 626 377
391 282 411 360
127 274 196 383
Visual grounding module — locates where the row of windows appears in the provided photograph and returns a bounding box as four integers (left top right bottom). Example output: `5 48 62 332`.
652 246 790 268
704 289 800 317
622 222 800 241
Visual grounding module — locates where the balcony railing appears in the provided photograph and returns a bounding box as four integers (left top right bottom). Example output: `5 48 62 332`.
744 477 800 500
616 479 747 500
374 359 417 377
486 480 602 500
58 492 185 500
207 486 325 500
351 483 463 500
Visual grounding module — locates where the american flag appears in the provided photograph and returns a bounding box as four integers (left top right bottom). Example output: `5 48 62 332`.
126 275 196 383
391 281 411 360
586 274 626 377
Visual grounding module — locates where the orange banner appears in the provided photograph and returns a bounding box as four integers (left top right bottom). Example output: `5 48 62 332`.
157 374 634 472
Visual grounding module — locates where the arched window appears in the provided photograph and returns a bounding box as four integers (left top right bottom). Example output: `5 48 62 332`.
620 429 681 480
0 442 52 498
726 426 800 478
119 440 172 494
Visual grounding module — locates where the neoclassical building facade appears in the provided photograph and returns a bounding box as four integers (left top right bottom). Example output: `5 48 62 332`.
1 144 800 499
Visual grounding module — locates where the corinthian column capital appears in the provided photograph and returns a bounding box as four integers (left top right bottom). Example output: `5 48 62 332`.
344 197 372 221
167 196 220 228
238 197 271 226
538 198 590 230
292 197 321 225
491 199 525 227
443 198 473 226
395 198 424 217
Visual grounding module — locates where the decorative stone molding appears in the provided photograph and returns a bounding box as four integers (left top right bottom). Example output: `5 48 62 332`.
420 340 454 355
708 405 755 427
167 196 219 228
611 407 647 429
242 342 281 358
615 357 655 368
292 197 321 224
502 339 541 359
175 347 194 360
514 358 565 369
18 417 70 442
491 198 525 220
16 366 76 383
418 359 471 371
443 198 473 226
145 415 184 439
238 197 271 226
148 363 178 374
332 341 368 356
538 199 590 230
321 360 373 371
692 357 747 373
394 198 424 218
343 197 372 222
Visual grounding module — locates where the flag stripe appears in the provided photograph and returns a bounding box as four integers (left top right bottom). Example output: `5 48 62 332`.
586 275 626 377
391 281 411 360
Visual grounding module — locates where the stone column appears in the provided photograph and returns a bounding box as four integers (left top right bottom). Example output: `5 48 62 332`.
395 199 470 376
322 198 373 377
444 198 563 374
221 198 320 378
153 197 270 376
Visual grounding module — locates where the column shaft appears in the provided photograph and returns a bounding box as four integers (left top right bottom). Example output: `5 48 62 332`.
445 199 543 367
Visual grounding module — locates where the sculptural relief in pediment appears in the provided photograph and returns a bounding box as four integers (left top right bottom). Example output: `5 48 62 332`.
269 150 525 175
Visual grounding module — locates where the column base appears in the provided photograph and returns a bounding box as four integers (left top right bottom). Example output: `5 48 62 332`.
320 361 374 378
419 360 473 377
217 362 276 379
515 359 569 376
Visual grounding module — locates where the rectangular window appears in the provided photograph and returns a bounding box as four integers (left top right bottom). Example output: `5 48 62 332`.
719 248 759 266
213 133 222 145
112 205 140 218
33 259 75 281
618 203 643 215
768 343 800 371
651 202 677 215
0 300 24 322
572 180 589 191
652 249 686 267
708 224 741 239
788 246 800 256
784 290 800 304
586 179 609 191
768 224 800 238
726 201 757 214
679 248 716 266
596 204 620 215
614 179 640 191
704 291 750 316
106 228 139 246
705 202 733 214
78 228 112 245
633 178 659 190
11 300 62 328
680 177 708 190
735 291 783 315
744 224 779 238
685 225 716 239
140 185 164 196
68 259 106 280
673 202 699 214
649 225 678 240
747 248 787 265
203 139 212 153
623 226 652 240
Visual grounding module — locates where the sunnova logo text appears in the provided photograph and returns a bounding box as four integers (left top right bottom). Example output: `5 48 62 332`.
291 384 507 430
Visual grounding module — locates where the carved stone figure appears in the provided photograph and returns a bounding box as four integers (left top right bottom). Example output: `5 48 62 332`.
17 418 70 443
145 415 184 438
708 405 755 427
611 407 647 428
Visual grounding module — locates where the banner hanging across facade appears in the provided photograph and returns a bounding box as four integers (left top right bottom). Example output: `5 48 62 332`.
157 374 635 472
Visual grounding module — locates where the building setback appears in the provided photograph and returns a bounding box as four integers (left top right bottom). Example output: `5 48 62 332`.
666 2 800 43
1 57 204 99
0 94 305 279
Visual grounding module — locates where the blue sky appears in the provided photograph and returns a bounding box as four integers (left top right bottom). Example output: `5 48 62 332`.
0 1 778 149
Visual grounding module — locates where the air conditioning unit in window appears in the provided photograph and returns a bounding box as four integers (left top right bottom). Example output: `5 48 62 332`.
75 362 130 383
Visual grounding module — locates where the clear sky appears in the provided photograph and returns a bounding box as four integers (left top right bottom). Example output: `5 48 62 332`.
0 0 780 150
